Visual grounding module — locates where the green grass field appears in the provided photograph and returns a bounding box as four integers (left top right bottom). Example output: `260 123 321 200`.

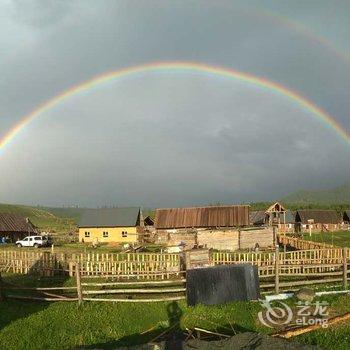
302 230 350 247
1 275 350 349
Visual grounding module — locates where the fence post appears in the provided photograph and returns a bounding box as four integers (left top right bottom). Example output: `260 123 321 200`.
273 226 277 246
69 261 74 277
343 247 348 289
0 273 4 301
275 245 280 294
75 263 83 305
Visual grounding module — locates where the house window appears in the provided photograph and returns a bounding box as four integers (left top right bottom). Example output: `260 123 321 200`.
103 231 108 238
122 231 128 237
85 231 90 237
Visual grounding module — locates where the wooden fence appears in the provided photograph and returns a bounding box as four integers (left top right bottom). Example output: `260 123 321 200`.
212 247 349 294
1 248 350 301
0 264 186 303
0 250 181 279
277 235 335 250
1 246 350 296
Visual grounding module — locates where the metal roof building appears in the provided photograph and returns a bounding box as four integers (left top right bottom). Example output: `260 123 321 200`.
295 210 340 224
0 213 36 233
343 211 350 223
250 210 266 225
0 213 36 242
155 205 250 229
78 207 141 228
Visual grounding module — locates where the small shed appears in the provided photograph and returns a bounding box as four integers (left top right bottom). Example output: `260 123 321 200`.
295 210 340 232
0 213 36 243
265 202 286 225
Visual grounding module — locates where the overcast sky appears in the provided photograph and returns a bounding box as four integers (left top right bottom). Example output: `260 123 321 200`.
0 0 350 208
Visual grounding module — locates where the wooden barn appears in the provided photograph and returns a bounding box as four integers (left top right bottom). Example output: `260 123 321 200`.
155 205 250 230
295 210 341 233
0 213 36 243
78 207 143 244
154 205 274 251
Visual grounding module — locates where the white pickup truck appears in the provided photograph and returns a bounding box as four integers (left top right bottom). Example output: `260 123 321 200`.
16 235 52 248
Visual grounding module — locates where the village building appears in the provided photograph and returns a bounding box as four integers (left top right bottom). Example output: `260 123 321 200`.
265 202 287 225
144 215 154 226
78 207 143 244
155 205 274 251
277 210 295 233
250 202 289 227
155 205 250 230
342 211 350 226
294 210 341 232
250 210 267 226
0 213 36 243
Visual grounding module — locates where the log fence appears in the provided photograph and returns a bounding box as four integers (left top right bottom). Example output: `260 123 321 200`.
1 241 350 302
0 250 181 279
278 234 335 250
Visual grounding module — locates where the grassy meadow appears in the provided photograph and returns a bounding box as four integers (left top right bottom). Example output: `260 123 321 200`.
0 204 75 234
1 274 350 349
302 230 350 247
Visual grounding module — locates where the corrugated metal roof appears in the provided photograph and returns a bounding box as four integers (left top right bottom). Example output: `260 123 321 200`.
155 205 249 229
343 210 350 219
295 210 340 224
249 211 266 225
283 210 295 223
0 213 36 233
78 207 141 228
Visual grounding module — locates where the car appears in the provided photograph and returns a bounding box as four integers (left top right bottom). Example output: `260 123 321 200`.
16 235 52 248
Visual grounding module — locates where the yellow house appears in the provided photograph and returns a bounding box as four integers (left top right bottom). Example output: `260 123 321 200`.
78 207 142 244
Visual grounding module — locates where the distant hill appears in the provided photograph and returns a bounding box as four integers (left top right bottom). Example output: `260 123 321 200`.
42 207 87 221
282 183 350 204
0 204 75 233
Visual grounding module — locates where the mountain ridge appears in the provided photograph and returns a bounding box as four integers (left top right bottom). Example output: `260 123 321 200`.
282 183 350 204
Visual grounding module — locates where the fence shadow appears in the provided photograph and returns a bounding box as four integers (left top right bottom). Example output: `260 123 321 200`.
0 254 70 331
77 301 252 350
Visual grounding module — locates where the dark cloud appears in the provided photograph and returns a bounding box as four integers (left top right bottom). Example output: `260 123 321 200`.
0 0 349 206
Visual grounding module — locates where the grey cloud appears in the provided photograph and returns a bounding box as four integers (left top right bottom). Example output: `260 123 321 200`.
0 0 349 207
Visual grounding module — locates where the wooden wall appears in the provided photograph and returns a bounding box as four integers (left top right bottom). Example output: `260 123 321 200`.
156 227 274 251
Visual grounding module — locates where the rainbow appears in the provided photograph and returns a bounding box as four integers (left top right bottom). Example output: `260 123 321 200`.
248 7 350 65
1 61 350 154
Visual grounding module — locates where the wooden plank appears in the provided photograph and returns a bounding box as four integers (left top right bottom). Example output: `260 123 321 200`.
82 279 186 287
83 296 186 302
83 287 186 295
76 263 83 305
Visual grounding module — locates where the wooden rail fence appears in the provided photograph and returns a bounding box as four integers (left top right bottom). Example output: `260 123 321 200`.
277 235 335 250
1 245 350 297
0 251 181 279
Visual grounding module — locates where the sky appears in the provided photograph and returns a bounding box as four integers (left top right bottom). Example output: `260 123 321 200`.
0 0 350 208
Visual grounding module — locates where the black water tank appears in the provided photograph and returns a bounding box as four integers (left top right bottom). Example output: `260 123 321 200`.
186 264 260 306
